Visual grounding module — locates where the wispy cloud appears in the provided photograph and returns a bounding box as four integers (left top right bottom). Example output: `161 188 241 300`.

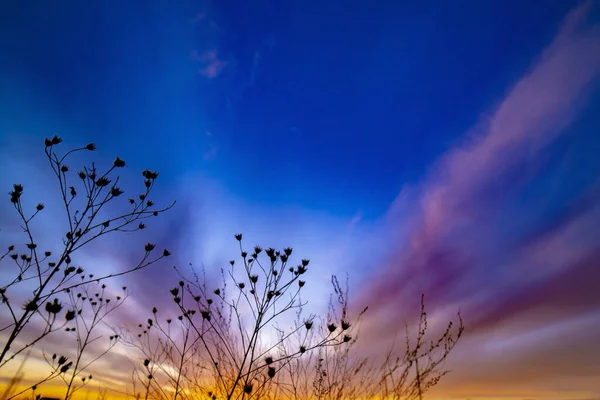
191 49 227 79
355 1 600 396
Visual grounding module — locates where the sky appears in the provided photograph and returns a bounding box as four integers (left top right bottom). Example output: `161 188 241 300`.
1 0 600 399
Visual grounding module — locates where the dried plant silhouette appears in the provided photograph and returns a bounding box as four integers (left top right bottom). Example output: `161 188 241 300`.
301 293 464 400
0 137 174 399
122 235 366 400
1 138 464 400
121 238 463 400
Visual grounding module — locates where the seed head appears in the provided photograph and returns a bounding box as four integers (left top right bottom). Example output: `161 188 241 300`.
142 170 159 180
65 310 76 321
113 157 126 167
60 362 73 374
96 177 111 187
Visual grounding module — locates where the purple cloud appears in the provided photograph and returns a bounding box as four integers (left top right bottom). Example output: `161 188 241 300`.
355 1 600 396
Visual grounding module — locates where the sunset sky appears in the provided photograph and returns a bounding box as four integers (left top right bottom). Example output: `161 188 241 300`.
1 1 600 399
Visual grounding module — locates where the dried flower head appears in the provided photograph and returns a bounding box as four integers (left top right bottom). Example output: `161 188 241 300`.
96 177 110 187
113 157 125 167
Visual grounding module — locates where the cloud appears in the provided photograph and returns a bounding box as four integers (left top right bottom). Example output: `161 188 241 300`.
191 49 227 79
355 1 600 396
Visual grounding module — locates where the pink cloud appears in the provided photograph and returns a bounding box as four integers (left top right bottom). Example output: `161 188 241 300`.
355 1 600 396
191 49 227 79
362 0 600 308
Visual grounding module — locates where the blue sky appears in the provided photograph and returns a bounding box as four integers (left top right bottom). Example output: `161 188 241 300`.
2 1 600 398
1 0 589 216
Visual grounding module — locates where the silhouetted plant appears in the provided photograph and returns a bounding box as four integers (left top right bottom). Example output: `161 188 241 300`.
306 293 463 400
123 243 462 400
123 235 363 400
257 285 463 400
0 137 174 398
